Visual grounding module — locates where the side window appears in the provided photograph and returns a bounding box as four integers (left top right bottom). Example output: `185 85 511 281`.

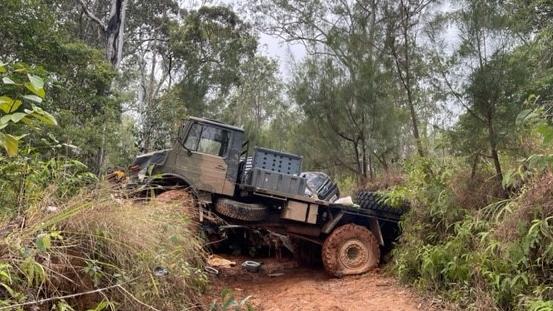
183 123 230 157
184 123 201 150
198 126 230 156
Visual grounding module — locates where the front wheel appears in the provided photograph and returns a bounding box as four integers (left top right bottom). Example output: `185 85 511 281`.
322 224 380 277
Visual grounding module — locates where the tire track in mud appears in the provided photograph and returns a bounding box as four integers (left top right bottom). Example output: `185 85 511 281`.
205 257 448 311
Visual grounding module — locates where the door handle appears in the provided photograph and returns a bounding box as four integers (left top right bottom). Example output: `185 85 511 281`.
215 164 225 171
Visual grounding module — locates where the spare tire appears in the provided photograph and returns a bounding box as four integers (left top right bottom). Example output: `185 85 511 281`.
215 198 268 222
355 191 409 216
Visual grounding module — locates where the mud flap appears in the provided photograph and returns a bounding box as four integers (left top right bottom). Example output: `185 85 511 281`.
322 211 344 234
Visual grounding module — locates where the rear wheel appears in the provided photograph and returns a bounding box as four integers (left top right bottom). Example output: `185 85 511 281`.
322 224 380 277
215 198 268 222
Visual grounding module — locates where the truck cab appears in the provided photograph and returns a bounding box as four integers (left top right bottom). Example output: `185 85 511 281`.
130 116 246 196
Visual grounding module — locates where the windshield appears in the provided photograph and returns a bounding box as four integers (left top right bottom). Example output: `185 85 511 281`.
183 122 230 157
178 120 191 145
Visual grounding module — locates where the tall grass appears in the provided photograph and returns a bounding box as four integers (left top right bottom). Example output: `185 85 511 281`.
0 183 207 310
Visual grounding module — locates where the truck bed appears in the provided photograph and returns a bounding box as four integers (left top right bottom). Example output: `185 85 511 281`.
328 203 402 223
239 183 403 223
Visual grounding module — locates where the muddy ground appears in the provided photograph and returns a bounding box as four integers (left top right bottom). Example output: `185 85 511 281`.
204 256 449 311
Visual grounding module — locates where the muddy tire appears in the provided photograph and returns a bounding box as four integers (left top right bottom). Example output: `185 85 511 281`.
322 224 380 277
215 198 268 222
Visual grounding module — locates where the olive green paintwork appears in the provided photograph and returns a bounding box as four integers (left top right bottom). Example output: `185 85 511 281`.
146 117 245 196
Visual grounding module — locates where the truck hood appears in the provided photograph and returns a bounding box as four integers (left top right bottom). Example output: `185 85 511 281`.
131 149 171 179
133 149 171 166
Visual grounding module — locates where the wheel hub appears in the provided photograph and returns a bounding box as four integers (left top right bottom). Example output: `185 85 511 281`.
338 239 368 270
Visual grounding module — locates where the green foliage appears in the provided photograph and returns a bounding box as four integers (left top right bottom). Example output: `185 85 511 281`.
221 56 287 148
0 0 125 173
168 6 257 117
393 110 553 309
0 63 56 156
0 151 97 218
526 299 553 311
503 105 553 188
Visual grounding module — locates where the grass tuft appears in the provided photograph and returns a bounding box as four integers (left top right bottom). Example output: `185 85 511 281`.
0 183 206 310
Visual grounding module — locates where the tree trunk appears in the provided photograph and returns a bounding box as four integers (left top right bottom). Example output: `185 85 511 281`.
368 152 374 180
408 98 425 158
470 153 479 179
487 115 503 189
78 0 127 68
400 0 425 158
353 140 364 183
106 0 127 68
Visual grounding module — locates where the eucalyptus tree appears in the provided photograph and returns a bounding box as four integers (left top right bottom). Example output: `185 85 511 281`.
252 0 406 180
221 55 286 148
76 0 128 68
383 0 434 158
135 6 258 151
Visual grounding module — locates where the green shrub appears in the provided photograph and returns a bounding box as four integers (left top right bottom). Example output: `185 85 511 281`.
393 160 553 310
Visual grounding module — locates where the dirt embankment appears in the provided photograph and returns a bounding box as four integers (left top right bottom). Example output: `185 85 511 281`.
206 256 448 311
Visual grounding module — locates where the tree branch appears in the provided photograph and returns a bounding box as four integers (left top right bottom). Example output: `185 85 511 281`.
77 0 107 32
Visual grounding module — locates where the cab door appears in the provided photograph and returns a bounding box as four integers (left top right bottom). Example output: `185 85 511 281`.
175 122 233 195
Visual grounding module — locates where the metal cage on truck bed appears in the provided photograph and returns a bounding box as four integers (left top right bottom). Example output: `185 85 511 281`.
251 147 303 175
242 147 307 196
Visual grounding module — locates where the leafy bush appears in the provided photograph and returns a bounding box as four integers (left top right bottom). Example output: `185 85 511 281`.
0 153 97 218
392 108 553 310
0 63 57 157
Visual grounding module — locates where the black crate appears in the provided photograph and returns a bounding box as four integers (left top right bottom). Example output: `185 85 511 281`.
247 168 306 196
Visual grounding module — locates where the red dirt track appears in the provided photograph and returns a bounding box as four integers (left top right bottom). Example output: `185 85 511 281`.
206 257 448 311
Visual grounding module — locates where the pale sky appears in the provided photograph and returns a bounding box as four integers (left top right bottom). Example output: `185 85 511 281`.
186 0 306 78
184 0 463 125
188 0 457 80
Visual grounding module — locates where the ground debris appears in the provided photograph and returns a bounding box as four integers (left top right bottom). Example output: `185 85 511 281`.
207 255 236 268
206 256 447 311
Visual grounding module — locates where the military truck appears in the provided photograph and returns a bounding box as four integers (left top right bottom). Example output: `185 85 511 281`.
128 116 404 277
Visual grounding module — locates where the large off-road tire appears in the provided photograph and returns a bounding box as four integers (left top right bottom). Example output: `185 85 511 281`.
322 224 380 277
215 198 268 222
355 191 409 216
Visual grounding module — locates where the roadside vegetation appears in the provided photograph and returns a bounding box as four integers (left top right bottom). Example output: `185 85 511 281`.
391 109 553 310
1 184 206 310
0 63 206 309
2 0 553 310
